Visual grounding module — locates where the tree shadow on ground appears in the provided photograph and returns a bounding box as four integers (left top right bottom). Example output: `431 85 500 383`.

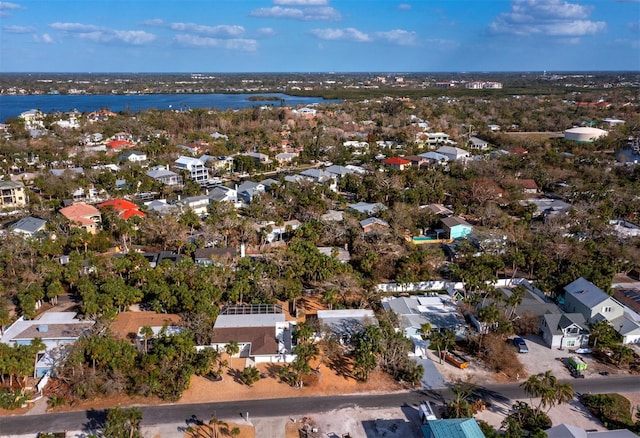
325 352 353 380
84 408 107 433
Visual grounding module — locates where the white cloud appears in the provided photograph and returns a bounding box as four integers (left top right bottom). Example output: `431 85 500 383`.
113 30 156 45
375 29 418 46
274 0 328 4
309 27 371 42
49 22 156 45
424 38 460 50
630 20 640 33
33 33 53 44
50 22 102 32
250 6 341 20
257 27 277 37
0 1 19 16
3 25 35 33
398 3 412 10
310 27 421 45
142 18 164 27
174 34 257 51
169 22 245 37
489 0 606 37
0 1 20 9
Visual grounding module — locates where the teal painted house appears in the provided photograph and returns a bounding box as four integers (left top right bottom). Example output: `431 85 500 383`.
441 216 473 240
421 418 485 438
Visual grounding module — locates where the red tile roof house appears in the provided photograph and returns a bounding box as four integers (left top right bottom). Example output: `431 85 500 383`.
514 179 540 195
59 203 102 234
106 140 135 151
382 156 412 170
98 199 146 220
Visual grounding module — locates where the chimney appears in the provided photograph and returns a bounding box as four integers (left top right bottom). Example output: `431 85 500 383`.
240 243 246 258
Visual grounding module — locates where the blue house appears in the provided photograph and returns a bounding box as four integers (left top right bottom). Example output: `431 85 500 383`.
441 216 473 240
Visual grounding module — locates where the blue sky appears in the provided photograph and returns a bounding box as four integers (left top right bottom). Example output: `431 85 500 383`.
0 0 638 72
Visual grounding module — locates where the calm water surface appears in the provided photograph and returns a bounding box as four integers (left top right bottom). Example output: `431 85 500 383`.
0 93 337 122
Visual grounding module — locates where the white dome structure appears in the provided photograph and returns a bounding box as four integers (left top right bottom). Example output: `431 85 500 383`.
564 127 608 142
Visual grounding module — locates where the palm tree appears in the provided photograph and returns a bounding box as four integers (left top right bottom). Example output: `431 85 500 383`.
139 325 154 354
224 340 240 358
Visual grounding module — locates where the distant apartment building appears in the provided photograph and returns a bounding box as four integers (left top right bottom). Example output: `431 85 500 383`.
0 180 27 208
174 156 210 185
465 81 503 89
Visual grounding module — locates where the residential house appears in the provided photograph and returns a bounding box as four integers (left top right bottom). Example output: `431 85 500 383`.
178 195 210 217
254 220 301 243
349 202 387 216
321 210 344 222
98 199 146 220
140 251 182 268
144 199 178 215
147 165 184 187
0 312 94 377
317 247 351 263
174 156 210 185
71 186 101 203
315 309 377 343
106 140 135 150
194 247 238 266
19 109 44 130
299 168 336 186
243 152 272 165
382 157 411 170
522 198 571 219
416 132 452 148
118 150 147 164
546 423 637 437
359 217 390 233
405 155 431 169
59 203 102 234
563 277 640 344
420 418 485 438
418 151 450 166
325 164 364 180
514 179 540 195
200 155 234 174
208 185 238 204
0 180 27 208
237 181 265 203
275 152 298 165
468 136 489 151
208 304 296 364
422 204 453 218
50 167 84 177
10 216 47 237
343 140 370 155
563 277 624 323
540 313 590 349
441 216 472 240
435 146 470 161
382 294 466 356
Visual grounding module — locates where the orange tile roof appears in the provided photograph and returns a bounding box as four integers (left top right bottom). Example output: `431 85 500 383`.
382 157 411 166
60 203 101 220
98 199 146 220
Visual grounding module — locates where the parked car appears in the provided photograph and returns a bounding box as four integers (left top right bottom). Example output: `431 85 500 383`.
512 337 529 353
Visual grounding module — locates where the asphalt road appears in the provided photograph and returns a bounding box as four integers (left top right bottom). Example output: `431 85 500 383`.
2 375 639 435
